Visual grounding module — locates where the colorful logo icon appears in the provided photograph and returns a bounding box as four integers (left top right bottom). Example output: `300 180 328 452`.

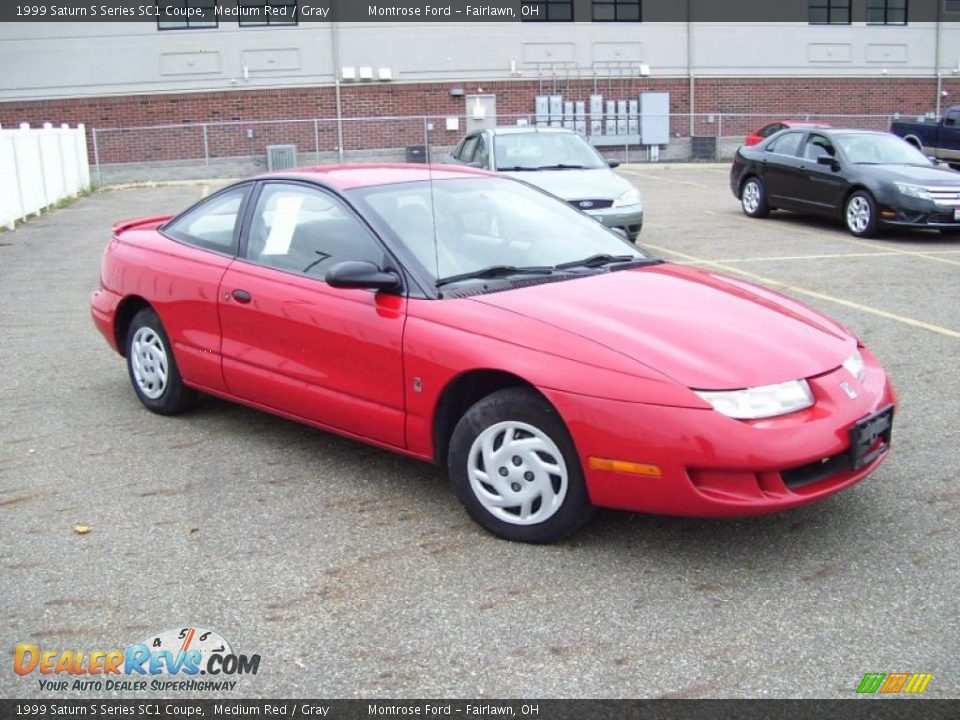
857 672 933 695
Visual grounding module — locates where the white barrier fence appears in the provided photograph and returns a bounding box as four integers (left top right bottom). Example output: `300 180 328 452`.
0 122 91 230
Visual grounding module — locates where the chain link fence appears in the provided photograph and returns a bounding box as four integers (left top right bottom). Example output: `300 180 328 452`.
91 113 897 185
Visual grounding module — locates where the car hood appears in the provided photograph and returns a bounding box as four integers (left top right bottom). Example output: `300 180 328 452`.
472 264 854 390
501 168 634 201
864 164 960 185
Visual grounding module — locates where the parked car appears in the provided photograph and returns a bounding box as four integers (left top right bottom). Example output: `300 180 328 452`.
731 128 960 237
891 106 960 167
744 120 831 147
444 127 644 240
92 164 894 543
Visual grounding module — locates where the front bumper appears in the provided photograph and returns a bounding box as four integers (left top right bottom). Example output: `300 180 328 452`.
542 349 895 517
586 204 645 237
877 195 960 229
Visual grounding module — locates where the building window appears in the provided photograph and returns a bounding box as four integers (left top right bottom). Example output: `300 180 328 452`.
156 0 217 30
521 1 574 22
867 0 907 24
945 0 960 12
592 0 641 21
238 0 299 27
809 0 851 24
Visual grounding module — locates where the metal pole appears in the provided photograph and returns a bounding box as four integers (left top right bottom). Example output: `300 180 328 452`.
936 3 943 116
92 128 102 187
314 118 320 164
687 0 695 141
424 117 431 164
202 124 209 166
331 9 345 163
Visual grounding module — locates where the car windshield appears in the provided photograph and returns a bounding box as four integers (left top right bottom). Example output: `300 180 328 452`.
348 177 651 285
834 133 932 165
493 132 607 170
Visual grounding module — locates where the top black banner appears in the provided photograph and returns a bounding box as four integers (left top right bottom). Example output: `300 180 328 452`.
2 0 959 24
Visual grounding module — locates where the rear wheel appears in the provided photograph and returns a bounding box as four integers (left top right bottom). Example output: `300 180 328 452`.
448 388 592 543
845 191 879 238
741 177 770 218
126 308 196 415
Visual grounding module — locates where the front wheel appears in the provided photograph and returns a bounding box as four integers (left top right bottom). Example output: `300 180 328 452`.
448 389 592 543
126 307 196 415
741 177 770 218
845 191 880 238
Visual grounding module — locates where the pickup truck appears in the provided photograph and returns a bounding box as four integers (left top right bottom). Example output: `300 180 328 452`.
891 107 960 166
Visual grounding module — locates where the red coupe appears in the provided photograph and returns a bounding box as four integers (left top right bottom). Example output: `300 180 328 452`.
91 165 895 543
745 120 832 146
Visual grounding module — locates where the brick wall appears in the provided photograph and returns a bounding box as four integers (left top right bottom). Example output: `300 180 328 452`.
1 77 956 165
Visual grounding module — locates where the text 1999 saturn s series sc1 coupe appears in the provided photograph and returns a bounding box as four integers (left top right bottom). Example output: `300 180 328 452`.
91 165 896 543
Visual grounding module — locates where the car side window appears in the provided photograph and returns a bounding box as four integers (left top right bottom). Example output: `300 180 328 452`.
760 123 782 138
164 186 246 254
766 131 805 157
474 136 490 168
946 110 960 127
803 134 836 161
460 135 480 163
245 183 386 281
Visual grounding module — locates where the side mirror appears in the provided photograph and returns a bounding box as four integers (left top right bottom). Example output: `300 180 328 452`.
325 261 400 291
607 159 621 169
817 155 839 170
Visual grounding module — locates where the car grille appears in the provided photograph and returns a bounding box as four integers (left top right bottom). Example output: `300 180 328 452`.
568 199 614 211
925 186 960 206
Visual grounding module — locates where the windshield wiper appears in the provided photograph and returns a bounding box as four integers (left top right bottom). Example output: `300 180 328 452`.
555 254 659 270
436 265 555 287
498 166 540 172
535 164 591 171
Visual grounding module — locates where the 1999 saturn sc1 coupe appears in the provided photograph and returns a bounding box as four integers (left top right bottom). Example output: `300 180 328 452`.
91 165 895 543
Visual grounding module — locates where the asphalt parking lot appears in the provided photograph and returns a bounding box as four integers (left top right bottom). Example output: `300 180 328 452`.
1 165 958 700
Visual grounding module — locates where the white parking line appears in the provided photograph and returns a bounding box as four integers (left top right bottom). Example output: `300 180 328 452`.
643 243 960 340
703 210 960 267
619 169 710 189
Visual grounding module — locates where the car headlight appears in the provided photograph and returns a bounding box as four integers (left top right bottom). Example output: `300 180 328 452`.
694 379 814 420
894 183 932 201
612 187 642 208
842 348 866 382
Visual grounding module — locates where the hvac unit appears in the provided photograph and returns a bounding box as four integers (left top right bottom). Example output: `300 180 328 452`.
266 144 298 172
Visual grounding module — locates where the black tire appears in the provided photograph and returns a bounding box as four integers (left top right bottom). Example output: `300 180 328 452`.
939 227 960 236
125 307 196 415
845 190 880 238
447 388 593 543
740 176 770 218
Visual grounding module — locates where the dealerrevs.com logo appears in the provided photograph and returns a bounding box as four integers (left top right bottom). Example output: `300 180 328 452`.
14 626 261 692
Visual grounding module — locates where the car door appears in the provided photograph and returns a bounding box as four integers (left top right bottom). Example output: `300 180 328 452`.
217 181 407 448
761 130 806 208
936 108 960 161
157 184 251 393
794 133 849 215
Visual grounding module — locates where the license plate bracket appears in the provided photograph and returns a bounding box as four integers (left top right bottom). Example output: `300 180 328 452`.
848 405 894 471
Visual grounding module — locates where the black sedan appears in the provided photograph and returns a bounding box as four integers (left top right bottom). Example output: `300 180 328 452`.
730 128 960 237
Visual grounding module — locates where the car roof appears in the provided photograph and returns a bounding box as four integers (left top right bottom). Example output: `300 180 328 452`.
781 120 831 128
485 126 576 136
258 163 493 190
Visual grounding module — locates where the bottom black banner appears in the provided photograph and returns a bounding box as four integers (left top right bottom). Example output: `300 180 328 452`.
1 699 958 720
